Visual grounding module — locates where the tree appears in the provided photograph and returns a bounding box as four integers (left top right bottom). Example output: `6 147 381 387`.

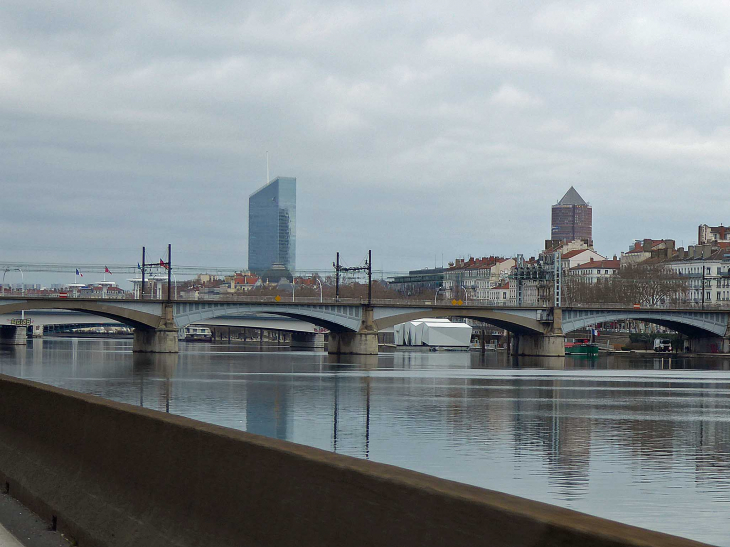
562 263 687 306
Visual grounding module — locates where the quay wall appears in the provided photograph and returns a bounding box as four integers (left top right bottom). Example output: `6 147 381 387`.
0 374 710 547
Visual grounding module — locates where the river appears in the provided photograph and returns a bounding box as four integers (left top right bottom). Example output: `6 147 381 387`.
2 337 730 546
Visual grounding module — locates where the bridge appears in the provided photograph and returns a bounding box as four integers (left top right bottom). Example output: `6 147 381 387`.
0 296 728 355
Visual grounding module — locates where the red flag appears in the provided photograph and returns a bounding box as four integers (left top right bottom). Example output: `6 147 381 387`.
159 259 169 270
105 266 112 275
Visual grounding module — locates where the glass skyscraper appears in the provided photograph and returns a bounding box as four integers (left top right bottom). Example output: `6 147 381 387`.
248 176 296 274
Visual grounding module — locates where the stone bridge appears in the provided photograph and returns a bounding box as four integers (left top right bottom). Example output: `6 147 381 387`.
0 297 728 356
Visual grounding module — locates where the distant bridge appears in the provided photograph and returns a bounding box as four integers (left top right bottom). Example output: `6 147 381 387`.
0 297 728 355
0 310 328 334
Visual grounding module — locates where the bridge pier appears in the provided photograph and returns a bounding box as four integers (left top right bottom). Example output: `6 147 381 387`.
0 326 27 345
511 308 565 357
133 328 179 353
328 306 378 355
512 333 565 357
328 332 378 355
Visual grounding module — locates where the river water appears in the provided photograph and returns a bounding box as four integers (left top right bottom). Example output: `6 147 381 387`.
2 337 730 546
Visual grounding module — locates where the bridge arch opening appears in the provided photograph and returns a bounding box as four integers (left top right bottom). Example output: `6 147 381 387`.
0 300 162 330
373 309 546 335
562 313 725 339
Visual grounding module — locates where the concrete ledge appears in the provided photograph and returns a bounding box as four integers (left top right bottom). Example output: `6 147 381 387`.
0 374 710 547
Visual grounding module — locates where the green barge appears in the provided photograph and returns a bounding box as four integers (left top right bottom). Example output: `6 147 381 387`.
565 338 599 356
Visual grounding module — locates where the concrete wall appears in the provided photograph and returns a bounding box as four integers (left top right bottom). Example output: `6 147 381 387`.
689 336 730 353
0 375 709 547
0 326 26 345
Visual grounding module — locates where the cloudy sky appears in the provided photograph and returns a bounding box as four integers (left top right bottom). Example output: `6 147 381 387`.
2 0 730 282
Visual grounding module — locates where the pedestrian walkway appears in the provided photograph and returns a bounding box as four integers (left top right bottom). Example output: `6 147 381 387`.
0 523 24 547
0 494 66 547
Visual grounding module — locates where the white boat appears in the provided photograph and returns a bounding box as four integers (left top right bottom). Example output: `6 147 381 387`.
184 326 213 342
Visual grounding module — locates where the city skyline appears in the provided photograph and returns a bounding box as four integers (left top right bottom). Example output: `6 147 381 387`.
2 2 730 281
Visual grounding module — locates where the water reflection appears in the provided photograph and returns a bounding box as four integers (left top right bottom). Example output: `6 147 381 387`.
3 338 730 545
133 353 177 413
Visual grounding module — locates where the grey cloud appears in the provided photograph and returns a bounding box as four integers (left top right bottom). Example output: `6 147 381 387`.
2 0 730 282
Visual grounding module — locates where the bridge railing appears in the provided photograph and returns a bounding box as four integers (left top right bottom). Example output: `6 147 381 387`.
3 294 730 311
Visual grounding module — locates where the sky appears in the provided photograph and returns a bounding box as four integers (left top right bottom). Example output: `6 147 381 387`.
2 0 730 285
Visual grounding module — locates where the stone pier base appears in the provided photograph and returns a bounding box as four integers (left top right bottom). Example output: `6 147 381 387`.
133 328 179 353
0 326 27 346
688 336 730 354
291 332 325 350
328 332 378 355
513 333 565 357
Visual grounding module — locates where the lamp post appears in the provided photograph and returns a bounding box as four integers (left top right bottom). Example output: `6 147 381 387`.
434 286 444 304
701 258 706 310
2 268 23 296
315 277 323 302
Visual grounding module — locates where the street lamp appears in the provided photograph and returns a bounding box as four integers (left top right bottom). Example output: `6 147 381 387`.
434 286 444 304
314 277 323 302
2 268 23 296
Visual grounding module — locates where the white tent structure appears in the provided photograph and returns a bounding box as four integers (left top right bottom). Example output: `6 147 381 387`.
394 318 472 348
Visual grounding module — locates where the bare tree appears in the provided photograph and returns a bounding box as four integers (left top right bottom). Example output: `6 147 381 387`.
562 263 687 306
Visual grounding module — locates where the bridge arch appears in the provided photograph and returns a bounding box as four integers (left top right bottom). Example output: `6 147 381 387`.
561 309 729 338
373 308 547 334
0 299 163 329
172 302 364 333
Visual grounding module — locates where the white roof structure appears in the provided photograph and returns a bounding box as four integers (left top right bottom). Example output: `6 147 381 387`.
394 318 472 347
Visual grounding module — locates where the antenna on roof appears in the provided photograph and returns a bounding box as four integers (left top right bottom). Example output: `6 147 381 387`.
266 151 270 183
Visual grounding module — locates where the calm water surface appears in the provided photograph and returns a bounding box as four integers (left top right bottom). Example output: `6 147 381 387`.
2 337 730 546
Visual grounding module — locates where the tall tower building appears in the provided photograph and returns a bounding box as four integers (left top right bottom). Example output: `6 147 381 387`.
551 187 592 245
248 176 296 275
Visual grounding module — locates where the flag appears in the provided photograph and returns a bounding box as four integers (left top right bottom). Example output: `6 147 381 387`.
137 263 141 270
159 259 169 270
75 268 83 277
105 266 112 275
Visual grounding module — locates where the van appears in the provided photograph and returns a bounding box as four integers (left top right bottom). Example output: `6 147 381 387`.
653 338 672 352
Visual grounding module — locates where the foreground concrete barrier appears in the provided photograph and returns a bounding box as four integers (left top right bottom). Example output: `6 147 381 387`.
0 374 710 547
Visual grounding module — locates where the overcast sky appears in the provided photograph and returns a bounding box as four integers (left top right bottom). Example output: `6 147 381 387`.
2 0 730 283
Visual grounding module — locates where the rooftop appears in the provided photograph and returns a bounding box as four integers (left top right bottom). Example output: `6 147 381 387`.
571 260 620 270
556 186 588 206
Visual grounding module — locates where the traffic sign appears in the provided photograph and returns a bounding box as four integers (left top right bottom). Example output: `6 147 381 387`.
10 319 31 326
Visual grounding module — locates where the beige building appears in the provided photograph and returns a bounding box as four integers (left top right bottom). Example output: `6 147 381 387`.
569 259 620 284
561 249 606 270
444 256 515 302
